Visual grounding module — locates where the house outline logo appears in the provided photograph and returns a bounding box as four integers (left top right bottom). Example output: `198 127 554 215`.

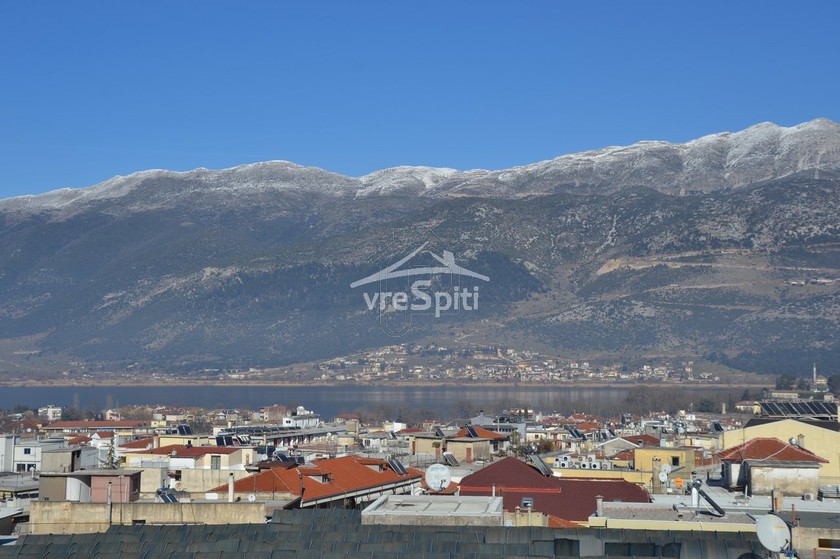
350 242 490 335
350 242 489 288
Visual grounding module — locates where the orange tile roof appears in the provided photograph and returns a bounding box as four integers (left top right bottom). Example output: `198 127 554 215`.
717 437 828 463
209 456 421 504
67 435 91 445
94 431 114 439
547 514 584 528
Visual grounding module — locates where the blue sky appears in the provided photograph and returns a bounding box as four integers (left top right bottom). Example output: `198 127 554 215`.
1 2 839 198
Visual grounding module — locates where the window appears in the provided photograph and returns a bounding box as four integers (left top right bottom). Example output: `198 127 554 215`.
23 448 31 455
210 455 221 470
671 456 680 467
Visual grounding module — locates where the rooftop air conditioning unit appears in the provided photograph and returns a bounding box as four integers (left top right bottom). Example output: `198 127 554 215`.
590 462 601 470
803 492 815 501
580 462 589 469
601 462 613 470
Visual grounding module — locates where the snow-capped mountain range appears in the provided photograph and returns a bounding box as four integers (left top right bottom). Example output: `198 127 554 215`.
1 118 839 376
3 118 839 214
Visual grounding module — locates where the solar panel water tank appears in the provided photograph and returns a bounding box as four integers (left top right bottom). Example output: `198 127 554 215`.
531 455 554 476
442 452 460 467
177 424 192 436
388 458 407 476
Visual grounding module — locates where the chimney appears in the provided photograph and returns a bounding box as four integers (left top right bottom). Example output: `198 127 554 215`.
797 434 805 448
228 472 235 503
771 490 784 513
595 495 604 517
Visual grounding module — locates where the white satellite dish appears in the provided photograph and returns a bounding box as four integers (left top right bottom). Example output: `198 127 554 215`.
661 464 672 475
248 493 257 503
424 464 452 493
756 514 791 552
658 471 669 483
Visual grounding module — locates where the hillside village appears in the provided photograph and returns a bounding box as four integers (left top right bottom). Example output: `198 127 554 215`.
2 386 839 558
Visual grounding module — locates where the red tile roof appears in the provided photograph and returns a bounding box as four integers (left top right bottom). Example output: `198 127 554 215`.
459 457 651 522
613 450 635 461
717 437 828 463
455 425 508 440
620 434 661 447
209 456 421 505
67 435 91 445
93 431 114 439
459 457 559 490
573 422 601 433
121 437 156 450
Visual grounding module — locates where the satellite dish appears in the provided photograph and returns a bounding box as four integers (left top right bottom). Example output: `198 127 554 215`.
789 437 798 446
661 464 672 475
248 493 256 503
692 479 703 490
756 514 791 552
327 432 332 438
260 454 269 461
658 471 669 483
424 464 452 493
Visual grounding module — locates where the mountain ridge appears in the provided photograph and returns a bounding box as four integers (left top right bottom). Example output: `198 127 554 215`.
3 118 839 214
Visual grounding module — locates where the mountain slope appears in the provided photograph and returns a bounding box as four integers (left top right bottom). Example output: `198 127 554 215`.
1 119 839 376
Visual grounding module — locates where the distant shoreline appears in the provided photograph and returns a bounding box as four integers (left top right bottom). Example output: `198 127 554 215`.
0 379 770 390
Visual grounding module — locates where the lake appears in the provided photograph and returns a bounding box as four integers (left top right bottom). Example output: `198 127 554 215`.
0 383 737 419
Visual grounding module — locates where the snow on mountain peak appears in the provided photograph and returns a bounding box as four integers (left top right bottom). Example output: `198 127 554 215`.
1 118 838 214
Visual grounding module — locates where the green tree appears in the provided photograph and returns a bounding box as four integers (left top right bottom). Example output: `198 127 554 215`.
775 375 795 390
99 445 120 469
795 377 811 391
827 374 840 395
697 399 715 413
